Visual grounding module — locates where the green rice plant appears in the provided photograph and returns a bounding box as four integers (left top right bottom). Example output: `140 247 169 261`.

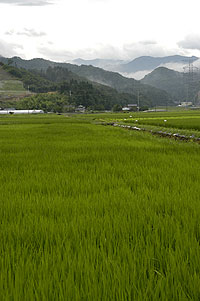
0 114 200 300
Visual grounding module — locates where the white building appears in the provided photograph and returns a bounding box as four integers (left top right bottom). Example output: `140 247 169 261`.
75 105 86 113
178 102 193 107
122 104 138 111
0 109 44 114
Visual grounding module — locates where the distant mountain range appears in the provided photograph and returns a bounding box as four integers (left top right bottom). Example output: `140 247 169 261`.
71 55 199 79
71 55 200 103
0 56 172 107
2 54 200 106
118 55 198 72
1 54 198 78
72 58 125 70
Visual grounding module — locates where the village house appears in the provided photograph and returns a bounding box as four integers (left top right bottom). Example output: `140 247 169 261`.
122 104 138 111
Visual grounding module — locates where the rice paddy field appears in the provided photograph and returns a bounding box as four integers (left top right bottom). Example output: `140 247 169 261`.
97 110 200 138
0 111 200 300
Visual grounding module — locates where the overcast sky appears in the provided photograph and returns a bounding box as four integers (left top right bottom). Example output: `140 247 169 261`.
1 0 200 61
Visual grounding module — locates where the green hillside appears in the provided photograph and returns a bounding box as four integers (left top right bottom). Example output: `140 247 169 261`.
1 63 137 111
141 67 200 104
0 64 29 103
0 65 15 80
0 56 173 107
0 80 25 91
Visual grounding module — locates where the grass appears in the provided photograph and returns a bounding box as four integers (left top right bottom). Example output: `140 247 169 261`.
126 116 200 131
92 110 200 137
0 113 200 299
0 67 15 81
0 80 26 92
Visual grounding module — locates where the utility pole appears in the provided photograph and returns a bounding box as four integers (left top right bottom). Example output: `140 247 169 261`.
137 91 140 112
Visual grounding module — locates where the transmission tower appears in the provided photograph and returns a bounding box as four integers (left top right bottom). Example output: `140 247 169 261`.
183 59 199 105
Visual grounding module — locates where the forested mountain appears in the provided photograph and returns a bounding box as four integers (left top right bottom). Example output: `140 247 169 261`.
141 67 185 101
70 56 199 75
0 56 173 107
141 67 200 103
1 63 139 110
2 64 57 93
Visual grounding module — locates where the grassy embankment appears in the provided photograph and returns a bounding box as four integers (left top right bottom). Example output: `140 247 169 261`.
0 66 28 99
0 113 200 299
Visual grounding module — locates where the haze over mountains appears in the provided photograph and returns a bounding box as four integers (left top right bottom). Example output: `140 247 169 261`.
72 55 199 79
72 54 200 103
1 54 200 106
0 55 172 107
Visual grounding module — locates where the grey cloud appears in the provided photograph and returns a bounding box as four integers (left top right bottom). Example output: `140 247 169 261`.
178 34 200 50
5 28 46 37
5 29 15 36
0 39 23 57
122 41 172 59
0 0 54 6
38 46 75 62
37 43 171 63
38 44 123 62
37 41 187 66
17 28 46 37
95 0 110 1
139 40 157 46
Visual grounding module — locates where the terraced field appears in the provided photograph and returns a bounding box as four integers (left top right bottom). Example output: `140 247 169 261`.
0 66 14 80
0 80 26 92
0 66 28 100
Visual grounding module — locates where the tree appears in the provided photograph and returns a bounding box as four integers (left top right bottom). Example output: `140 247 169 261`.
112 104 122 112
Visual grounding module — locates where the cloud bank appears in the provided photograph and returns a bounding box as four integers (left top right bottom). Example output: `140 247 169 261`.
5 28 46 37
0 39 23 57
0 0 54 6
37 40 176 63
178 34 200 50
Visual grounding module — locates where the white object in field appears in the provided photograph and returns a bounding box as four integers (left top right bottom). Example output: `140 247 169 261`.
164 119 167 122
0 109 44 114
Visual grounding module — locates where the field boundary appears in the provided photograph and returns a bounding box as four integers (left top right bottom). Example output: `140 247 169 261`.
103 122 200 144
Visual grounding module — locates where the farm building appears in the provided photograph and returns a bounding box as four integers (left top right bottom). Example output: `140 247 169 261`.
178 102 193 107
0 109 44 114
122 104 138 111
75 105 86 113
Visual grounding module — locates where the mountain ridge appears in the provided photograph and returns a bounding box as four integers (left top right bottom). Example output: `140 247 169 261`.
119 55 199 73
141 66 200 103
68 55 199 77
0 56 173 107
